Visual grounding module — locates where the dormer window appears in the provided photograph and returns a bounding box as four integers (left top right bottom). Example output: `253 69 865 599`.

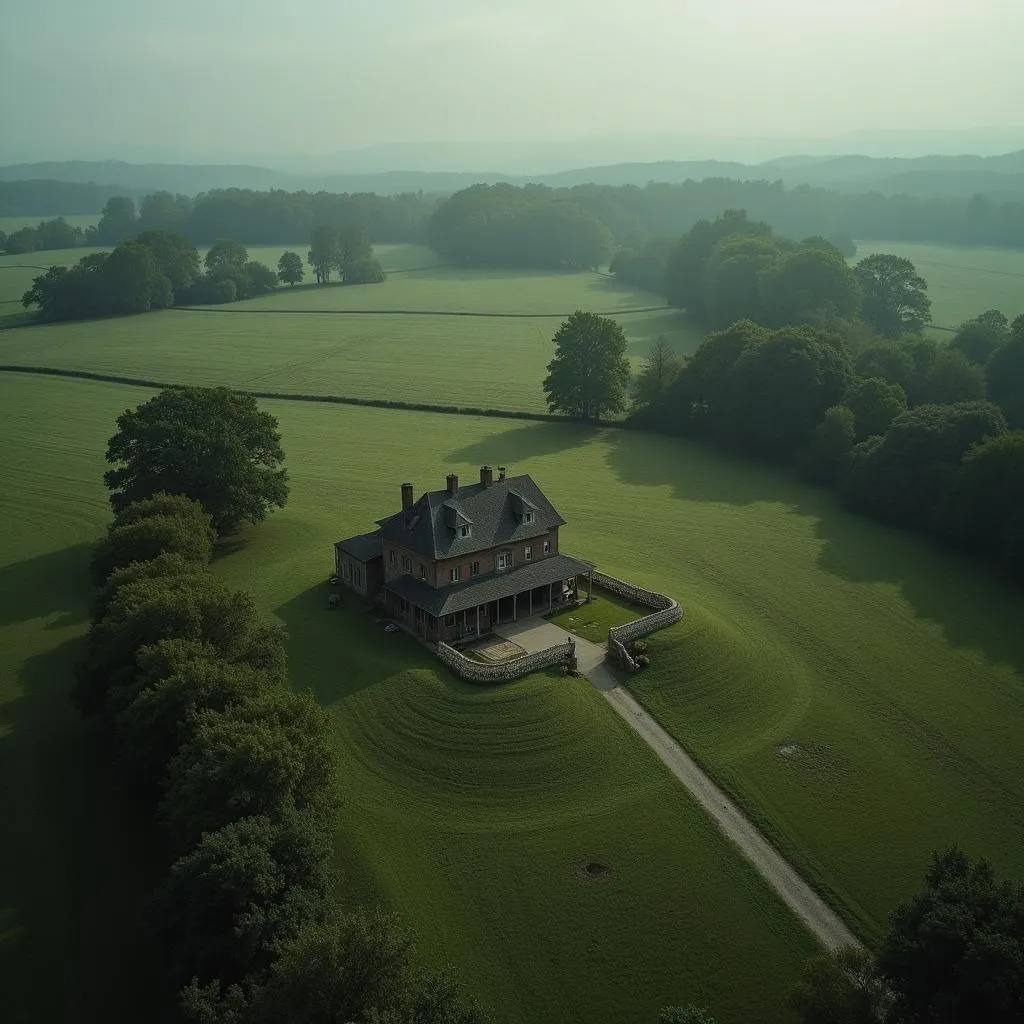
524 511 535 524
458 524 471 539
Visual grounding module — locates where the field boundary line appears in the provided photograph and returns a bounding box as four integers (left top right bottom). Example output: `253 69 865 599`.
171 304 671 318
0 365 584 424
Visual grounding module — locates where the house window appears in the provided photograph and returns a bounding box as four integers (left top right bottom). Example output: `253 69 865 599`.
543 540 550 554
470 561 480 577
420 563 427 580
459 524 471 539
524 511 535 524
497 552 509 571
401 555 411 573
444 614 456 627
389 550 397 565
524 545 532 561
449 566 460 583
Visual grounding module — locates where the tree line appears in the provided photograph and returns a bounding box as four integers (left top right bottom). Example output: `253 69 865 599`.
629 307 1024 584
429 179 1024 262
22 227 384 321
77 386 482 1023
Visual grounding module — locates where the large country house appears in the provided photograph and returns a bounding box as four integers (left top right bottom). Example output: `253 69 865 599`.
336 467 595 643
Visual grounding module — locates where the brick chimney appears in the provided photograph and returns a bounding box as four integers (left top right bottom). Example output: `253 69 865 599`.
446 473 459 497
497 466 506 481
401 482 414 510
480 465 493 487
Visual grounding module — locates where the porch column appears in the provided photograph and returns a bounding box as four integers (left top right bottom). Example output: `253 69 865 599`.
476 605 480 635
588 569 593 603
548 581 553 610
513 593 518 621
529 589 533 615
496 600 500 625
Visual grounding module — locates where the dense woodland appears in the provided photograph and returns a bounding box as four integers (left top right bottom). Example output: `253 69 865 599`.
6 172 1024 259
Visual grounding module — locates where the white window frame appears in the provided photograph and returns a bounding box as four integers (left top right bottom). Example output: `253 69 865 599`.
401 555 411 573
524 545 532 561
449 566 460 583
420 563 427 580
543 540 550 554
470 561 480 577
496 552 509 571
459 524 471 539
524 511 534 524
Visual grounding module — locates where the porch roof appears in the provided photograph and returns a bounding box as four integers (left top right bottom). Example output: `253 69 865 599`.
384 553 594 617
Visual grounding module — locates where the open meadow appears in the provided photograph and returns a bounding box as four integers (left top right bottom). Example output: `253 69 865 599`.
855 239 1024 330
0 372 818 1024
0 254 696 413
4 238 1024 1019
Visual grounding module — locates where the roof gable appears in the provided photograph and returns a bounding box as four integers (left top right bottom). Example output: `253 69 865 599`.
378 474 565 561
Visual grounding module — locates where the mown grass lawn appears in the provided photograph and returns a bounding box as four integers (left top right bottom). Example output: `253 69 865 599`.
548 584 647 643
0 251 699 413
0 372 817 1024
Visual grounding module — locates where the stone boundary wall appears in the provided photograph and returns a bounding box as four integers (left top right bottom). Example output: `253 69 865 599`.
437 639 575 683
594 571 683 646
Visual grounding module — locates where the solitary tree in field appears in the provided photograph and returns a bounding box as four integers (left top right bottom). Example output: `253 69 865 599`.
854 254 931 337
543 311 631 422
277 250 304 286
104 386 288 534
96 195 138 244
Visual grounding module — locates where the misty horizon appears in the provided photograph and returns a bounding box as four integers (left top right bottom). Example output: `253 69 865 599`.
3 0 1024 169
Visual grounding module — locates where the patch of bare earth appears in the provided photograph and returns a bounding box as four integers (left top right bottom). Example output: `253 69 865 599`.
575 860 614 883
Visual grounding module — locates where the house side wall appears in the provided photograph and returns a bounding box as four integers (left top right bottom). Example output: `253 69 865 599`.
340 554 369 596
433 528 559 586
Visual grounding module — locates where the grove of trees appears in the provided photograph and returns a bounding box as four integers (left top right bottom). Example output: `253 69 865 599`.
75 387 482 1022
633 306 1024 584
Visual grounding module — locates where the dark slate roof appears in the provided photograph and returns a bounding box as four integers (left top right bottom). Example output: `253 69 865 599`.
377 475 565 561
384 553 594 617
335 531 383 563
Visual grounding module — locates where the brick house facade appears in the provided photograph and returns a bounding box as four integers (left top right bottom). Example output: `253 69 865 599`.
335 466 593 643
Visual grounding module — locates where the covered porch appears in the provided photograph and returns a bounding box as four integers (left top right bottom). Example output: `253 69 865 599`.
383 553 595 645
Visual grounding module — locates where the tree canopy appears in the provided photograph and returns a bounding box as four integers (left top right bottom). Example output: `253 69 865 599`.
542 311 631 421
854 254 932 337
104 386 288 534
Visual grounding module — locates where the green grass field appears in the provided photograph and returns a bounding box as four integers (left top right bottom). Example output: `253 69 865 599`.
0 372 818 1024
0 255 697 413
855 239 1024 331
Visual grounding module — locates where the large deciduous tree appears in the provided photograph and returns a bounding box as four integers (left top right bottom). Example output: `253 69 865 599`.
729 326 853 457
104 386 288 534
205 239 249 275
790 946 888 1024
950 309 1009 365
842 401 1007 530
277 250 304 286
878 847 1024 1024
134 229 200 295
96 195 138 244
846 377 908 440
542 311 631 421
854 254 931 337
307 225 338 284
759 247 862 328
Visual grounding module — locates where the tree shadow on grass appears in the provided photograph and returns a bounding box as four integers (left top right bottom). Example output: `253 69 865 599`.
447 421 600 467
604 427 1024 677
0 637 162 1024
0 543 94 629
275 584 432 705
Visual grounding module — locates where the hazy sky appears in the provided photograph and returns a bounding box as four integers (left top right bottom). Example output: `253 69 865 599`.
2 0 1023 163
